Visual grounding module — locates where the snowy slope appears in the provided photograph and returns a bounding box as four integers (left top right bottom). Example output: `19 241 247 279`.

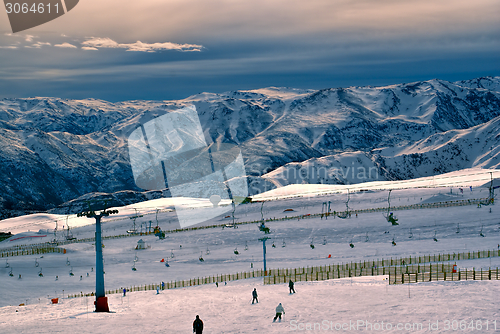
0 180 500 333
1 168 499 308
263 116 500 187
1 77 499 215
1 277 500 334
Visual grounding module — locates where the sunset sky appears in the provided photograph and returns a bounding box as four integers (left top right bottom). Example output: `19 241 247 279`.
1 0 499 101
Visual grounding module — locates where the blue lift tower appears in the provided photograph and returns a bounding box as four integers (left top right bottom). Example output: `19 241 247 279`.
77 204 119 312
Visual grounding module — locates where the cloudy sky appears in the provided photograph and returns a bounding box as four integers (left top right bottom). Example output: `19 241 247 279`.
1 0 499 101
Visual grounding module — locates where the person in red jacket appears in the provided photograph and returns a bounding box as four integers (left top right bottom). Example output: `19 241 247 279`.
193 315 204 334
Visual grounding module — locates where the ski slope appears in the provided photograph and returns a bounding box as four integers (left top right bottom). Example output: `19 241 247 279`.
2 276 499 334
0 168 499 333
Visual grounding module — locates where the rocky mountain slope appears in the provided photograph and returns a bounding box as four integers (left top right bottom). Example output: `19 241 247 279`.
0 76 499 216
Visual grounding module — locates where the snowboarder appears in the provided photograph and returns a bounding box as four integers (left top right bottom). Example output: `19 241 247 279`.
193 315 203 334
252 288 258 304
273 303 285 322
288 280 295 294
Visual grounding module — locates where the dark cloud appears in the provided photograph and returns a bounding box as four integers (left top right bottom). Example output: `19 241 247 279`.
0 0 498 100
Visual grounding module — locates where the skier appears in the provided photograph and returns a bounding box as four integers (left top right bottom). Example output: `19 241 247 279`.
123 288 126 296
252 288 258 304
273 303 285 322
288 279 295 294
193 315 203 334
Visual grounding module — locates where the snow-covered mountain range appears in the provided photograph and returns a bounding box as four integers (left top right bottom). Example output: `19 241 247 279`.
0 76 499 215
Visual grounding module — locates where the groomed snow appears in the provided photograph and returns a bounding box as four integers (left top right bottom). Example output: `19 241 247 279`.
1 276 499 334
0 168 499 333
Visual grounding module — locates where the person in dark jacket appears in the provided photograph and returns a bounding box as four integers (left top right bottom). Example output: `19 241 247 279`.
288 279 295 294
252 288 258 304
193 315 203 334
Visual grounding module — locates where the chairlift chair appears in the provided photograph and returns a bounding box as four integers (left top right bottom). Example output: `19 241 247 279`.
349 239 355 248
199 252 204 262
282 239 286 248
259 222 271 234
391 237 396 246
337 189 351 219
234 248 239 255
310 237 315 249
323 236 327 245
433 231 438 242
384 190 399 225
387 212 399 226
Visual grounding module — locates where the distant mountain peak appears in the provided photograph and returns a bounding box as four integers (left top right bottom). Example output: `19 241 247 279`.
0 76 499 216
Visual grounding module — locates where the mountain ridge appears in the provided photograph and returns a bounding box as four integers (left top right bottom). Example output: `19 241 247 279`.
0 76 499 216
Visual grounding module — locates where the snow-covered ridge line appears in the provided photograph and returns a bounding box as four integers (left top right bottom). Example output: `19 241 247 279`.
0 76 499 215
255 168 499 201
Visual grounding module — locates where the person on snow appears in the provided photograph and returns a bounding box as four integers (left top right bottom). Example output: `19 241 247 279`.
252 288 258 304
273 303 285 322
193 315 204 334
288 279 295 294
